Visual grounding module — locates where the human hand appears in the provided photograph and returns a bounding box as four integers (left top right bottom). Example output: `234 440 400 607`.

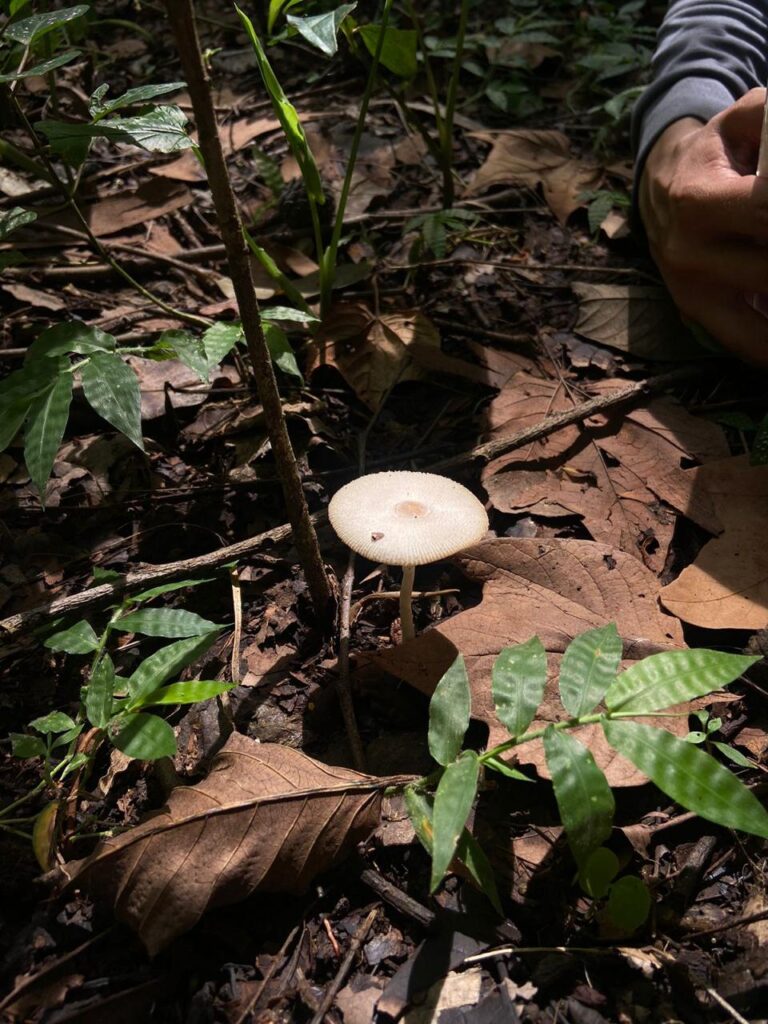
639 88 768 365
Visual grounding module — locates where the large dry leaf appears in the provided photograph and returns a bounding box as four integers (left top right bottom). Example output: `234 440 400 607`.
573 283 708 361
481 373 728 572
40 179 192 237
150 115 281 181
62 734 383 953
368 537 688 786
308 303 440 410
466 130 602 224
661 457 768 628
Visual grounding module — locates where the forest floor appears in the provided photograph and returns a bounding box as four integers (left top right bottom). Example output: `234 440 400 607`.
3 2 768 1022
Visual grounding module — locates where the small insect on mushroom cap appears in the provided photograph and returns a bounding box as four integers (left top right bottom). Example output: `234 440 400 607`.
328 470 489 565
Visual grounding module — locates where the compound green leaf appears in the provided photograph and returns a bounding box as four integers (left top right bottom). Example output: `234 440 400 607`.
86 655 116 729
492 636 546 738
559 623 621 717
428 654 470 766
605 650 758 714
111 713 177 760
544 726 615 865
28 322 116 360
80 352 144 451
45 619 99 654
24 371 73 500
430 750 480 892
0 50 81 82
603 719 768 838
114 608 222 638
125 632 220 708
89 81 185 119
6 4 88 44
286 4 356 56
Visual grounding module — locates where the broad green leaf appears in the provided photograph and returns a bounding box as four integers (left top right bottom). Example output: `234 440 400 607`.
128 576 215 602
86 655 116 729
544 727 615 865
431 750 480 891
89 81 185 119
24 371 73 500
138 679 235 707
404 786 434 851
51 724 84 748
39 107 193 163
358 24 417 77
713 741 755 769
559 623 622 717
260 306 319 324
578 846 619 899
455 828 502 914
28 322 116 361
287 4 357 56
605 650 759 714
11 733 46 758
29 711 76 734
1 358 61 403
6 4 88 44
45 619 99 654
492 636 547 737
114 608 222 638
264 323 302 379
605 875 651 932
483 754 533 781
603 719 768 838
80 352 144 450
125 631 220 708
202 322 243 371
155 329 209 381
428 654 470 766
236 6 325 203
0 394 32 452
91 566 122 584
267 0 302 32
0 50 80 83
0 207 36 241
111 713 177 760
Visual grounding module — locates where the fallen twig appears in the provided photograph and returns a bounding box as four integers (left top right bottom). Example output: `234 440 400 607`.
308 906 378 1024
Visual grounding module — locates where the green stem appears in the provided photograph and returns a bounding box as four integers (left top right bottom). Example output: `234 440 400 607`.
0 137 54 183
480 713 606 764
319 0 394 316
440 0 470 207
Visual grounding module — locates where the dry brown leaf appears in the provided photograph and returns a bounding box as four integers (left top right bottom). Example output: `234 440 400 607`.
308 303 440 410
2 282 65 310
466 130 602 224
573 283 707 361
126 357 239 421
481 373 728 571
39 179 193 237
367 537 686 786
150 115 281 181
660 457 768 628
62 734 384 953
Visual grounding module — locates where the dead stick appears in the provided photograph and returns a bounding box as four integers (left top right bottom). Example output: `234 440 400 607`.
163 0 332 622
308 907 378 1024
337 554 366 772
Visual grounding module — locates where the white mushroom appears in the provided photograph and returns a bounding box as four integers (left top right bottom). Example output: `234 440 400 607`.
328 471 489 640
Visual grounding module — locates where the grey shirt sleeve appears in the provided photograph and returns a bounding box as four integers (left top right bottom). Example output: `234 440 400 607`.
632 0 768 172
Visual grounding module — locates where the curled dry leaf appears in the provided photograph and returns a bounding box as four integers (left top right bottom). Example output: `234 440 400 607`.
368 537 687 786
661 457 768 629
466 130 602 224
61 734 384 953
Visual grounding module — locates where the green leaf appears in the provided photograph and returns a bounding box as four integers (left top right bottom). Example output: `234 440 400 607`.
483 754 533 781
155 329 209 381
431 750 480 891
264 323 302 380
11 733 46 758
605 875 651 932
201 322 243 372
267 0 302 32
0 394 33 452
125 631 220 708
404 785 434 851
492 636 547 738
0 49 81 83
111 713 177 760
578 846 619 899
712 741 755 769
27 322 116 360
86 655 116 729
91 567 122 584
236 6 325 204
428 654 470 766
29 710 76 734
45 619 99 654
80 352 144 450
89 81 185 119
455 829 502 915
39 107 193 163
543 727 615 865
0 207 36 241
244 231 313 312
260 306 319 324
114 608 222 638
24 371 73 500
138 679 235 707
603 719 768 838
51 723 84 748
286 4 356 56
127 576 215 602
358 24 417 77
605 650 758 714
6 4 88 44
559 623 622 717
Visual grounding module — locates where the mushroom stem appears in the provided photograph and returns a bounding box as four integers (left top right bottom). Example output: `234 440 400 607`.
400 564 416 641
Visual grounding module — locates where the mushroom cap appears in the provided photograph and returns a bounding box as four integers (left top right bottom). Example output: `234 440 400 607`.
328 471 489 565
